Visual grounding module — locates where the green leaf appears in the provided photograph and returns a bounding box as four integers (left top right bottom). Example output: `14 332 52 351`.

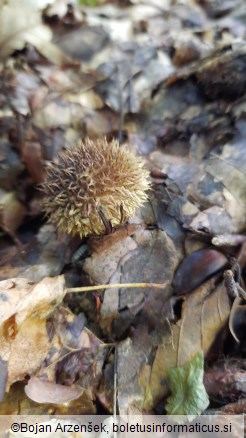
166 351 209 415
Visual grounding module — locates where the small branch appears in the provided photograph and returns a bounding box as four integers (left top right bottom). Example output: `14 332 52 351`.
66 281 168 293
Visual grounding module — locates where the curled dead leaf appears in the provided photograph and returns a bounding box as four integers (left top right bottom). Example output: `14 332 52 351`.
25 376 84 404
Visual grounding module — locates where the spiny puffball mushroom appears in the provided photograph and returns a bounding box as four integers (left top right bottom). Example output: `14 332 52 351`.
41 137 150 237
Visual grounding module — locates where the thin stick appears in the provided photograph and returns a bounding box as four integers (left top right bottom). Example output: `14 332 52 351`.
66 281 168 293
117 63 124 145
113 352 118 420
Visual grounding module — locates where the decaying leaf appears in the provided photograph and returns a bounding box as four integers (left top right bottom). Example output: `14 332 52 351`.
0 0 51 58
21 140 44 184
150 131 246 235
54 326 107 392
0 359 7 402
0 276 65 388
1 315 51 390
25 376 84 404
0 0 70 64
140 277 230 410
229 298 246 343
0 143 24 191
0 224 72 282
0 379 95 415
0 276 65 324
96 225 179 335
0 189 26 236
117 326 155 415
83 225 140 284
166 351 209 415
178 279 230 361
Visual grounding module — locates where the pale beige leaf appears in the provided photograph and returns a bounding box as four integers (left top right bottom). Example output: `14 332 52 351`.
0 276 65 387
0 276 65 325
0 190 26 235
1 317 50 386
0 0 70 65
0 0 51 59
25 376 84 404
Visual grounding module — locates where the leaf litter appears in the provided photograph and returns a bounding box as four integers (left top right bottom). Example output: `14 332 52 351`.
0 0 246 418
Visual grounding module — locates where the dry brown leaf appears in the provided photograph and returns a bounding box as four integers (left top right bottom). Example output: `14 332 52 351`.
31 305 107 403
95 226 178 335
0 225 72 282
1 317 50 387
0 276 65 325
229 298 246 343
178 278 230 363
21 142 44 183
0 0 70 65
0 305 97 413
54 326 107 392
0 189 26 235
150 137 246 235
84 225 140 284
65 89 104 109
38 42 73 67
0 276 65 388
32 101 83 130
0 0 51 59
25 376 84 404
0 143 24 192
141 278 230 410
11 70 42 116
140 323 180 411
117 326 154 414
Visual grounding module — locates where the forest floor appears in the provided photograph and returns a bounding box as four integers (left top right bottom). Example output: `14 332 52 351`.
0 0 246 420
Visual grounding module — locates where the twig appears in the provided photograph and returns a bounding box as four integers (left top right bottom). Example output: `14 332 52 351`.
66 281 168 293
224 270 246 300
117 63 124 145
114 351 118 419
